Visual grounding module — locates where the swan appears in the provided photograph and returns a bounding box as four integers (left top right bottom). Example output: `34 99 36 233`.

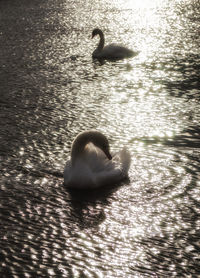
92 28 137 60
64 130 131 189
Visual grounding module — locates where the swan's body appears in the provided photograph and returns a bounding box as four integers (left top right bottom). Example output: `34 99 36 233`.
64 130 131 189
92 28 137 60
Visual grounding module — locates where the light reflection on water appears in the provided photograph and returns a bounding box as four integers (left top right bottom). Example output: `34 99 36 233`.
0 0 200 277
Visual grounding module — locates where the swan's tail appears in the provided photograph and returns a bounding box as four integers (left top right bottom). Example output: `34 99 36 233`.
120 147 131 176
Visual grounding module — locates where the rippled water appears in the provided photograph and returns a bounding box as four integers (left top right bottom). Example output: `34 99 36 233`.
1 0 200 277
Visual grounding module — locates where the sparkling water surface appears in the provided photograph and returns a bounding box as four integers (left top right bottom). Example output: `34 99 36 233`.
0 0 200 277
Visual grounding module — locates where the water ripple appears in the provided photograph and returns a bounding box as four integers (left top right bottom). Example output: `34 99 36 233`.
1 0 200 277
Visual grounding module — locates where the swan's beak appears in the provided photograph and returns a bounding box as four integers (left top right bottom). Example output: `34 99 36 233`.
105 150 112 160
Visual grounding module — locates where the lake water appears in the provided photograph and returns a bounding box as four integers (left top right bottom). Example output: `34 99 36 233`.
0 0 200 277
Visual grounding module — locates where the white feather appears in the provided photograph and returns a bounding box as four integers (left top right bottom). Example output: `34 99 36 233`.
64 132 131 189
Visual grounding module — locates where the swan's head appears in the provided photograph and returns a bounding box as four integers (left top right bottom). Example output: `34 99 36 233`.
85 130 112 160
92 133 112 160
71 130 112 163
92 28 103 39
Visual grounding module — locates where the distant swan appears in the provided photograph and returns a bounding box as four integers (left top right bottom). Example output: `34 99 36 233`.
92 28 137 60
64 130 131 189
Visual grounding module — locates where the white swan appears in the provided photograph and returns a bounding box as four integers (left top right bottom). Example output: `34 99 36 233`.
92 28 137 60
64 130 131 189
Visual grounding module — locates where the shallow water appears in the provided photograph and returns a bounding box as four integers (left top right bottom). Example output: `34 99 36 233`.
0 0 200 277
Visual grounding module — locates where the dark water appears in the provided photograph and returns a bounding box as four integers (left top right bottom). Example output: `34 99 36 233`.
0 0 200 277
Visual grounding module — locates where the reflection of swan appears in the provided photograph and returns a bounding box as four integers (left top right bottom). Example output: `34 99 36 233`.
64 130 131 189
92 28 137 60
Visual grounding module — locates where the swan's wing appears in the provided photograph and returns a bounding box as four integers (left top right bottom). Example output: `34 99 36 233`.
93 167 125 188
102 44 136 59
63 145 131 189
90 146 131 188
112 147 131 175
64 158 97 188
81 145 131 187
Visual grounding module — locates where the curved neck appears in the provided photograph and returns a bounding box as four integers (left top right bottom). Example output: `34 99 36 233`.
97 32 105 51
70 131 111 165
71 136 88 165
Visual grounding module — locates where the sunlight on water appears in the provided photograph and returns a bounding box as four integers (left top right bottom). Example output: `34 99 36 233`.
119 0 164 8
0 0 200 277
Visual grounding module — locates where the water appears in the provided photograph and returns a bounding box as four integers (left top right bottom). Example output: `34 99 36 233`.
0 0 200 277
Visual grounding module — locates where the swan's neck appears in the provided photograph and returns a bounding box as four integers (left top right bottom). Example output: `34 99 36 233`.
97 32 105 51
70 131 111 165
71 139 87 165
